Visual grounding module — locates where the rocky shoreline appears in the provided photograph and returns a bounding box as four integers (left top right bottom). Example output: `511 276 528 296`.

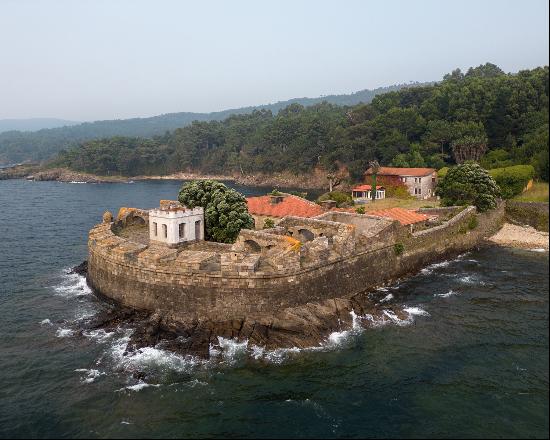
1 165 331 190
488 223 549 250
72 261 413 360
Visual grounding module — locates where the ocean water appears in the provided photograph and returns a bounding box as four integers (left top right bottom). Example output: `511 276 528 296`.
0 179 548 438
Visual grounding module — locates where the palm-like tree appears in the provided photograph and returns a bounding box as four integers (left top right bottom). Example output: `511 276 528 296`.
369 160 380 203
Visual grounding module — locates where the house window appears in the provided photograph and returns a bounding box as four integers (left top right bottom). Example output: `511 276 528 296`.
153 222 157 236
415 188 422 195
162 224 167 238
179 222 185 238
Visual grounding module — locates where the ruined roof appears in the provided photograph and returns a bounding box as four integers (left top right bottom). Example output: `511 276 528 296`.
352 184 385 191
369 207 432 226
365 167 436 177
246 194 325 219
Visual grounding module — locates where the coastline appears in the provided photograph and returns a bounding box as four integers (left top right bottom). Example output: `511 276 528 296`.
1 165 329 190
488 223 549 251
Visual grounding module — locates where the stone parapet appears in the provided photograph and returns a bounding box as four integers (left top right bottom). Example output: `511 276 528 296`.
88 203 505 324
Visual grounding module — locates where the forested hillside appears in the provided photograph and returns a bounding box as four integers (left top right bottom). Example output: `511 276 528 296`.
0 83 417 165
52 64 549 181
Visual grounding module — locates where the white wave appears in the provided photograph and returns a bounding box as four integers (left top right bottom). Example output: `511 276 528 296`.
382 310 413 326
83 329 115 343
216 336 249 359
109 333 204 374
40 318 52 326
422 260 451 275
530 248 548 253
379 293 394 303
262 347 301 364
56 327 75 338
403 306 430 316
68 181 87 184
434 290 458 298
458 275 486 286
119 381 160 392
75 368 105 384
53 272 92 298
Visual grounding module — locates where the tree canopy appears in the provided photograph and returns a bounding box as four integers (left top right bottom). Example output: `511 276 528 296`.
436 163 500 211
50 64 549 181
177 180 254 243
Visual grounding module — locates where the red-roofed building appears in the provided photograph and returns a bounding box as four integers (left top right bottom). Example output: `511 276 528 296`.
351 184 385 202
369 207 432 226
246 194 325 229
365 166 437 199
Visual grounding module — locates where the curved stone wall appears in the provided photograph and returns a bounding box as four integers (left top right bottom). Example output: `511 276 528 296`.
87 203 504 325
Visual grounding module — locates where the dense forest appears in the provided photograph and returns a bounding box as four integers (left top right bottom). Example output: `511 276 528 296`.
0 83 418 165
52 64 549 181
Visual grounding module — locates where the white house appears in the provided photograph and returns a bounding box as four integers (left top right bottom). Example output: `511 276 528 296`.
149 201 204 247
351 184 386 203
365 167 437 199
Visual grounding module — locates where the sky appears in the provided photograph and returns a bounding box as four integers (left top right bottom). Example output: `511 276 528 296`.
0 0 548 121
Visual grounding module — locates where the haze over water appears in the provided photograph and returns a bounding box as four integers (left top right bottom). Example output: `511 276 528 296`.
0 180 548 438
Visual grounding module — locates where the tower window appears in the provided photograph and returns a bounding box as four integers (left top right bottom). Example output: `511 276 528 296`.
179 222 185 238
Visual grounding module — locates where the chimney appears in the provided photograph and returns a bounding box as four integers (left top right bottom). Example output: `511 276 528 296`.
269 195 284 205
319 200 337 210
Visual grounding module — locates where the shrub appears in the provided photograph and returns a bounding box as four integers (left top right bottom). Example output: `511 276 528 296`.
467 216 478 230
263 218 275 229
355 206 365 214
317 191 353 207
489 165 536 199
394 243 405 256
384 183 412 199
436 162 500 212
178 180 254 243
438 167 449 178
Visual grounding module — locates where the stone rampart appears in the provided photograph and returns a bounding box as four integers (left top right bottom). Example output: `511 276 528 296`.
88 203 505 325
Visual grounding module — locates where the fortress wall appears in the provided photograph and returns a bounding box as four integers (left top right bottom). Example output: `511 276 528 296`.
88 203 505 324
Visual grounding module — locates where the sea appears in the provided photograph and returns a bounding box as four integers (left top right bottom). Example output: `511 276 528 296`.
0 179 548 438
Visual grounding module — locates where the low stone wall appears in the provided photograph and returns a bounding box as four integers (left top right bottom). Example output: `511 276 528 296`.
505 201 549 232
87 203 505 326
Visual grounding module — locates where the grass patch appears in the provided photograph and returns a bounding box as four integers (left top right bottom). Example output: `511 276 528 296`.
357 198 441 212
512 182 549 202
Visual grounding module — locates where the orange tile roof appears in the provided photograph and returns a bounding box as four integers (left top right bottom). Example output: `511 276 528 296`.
246 194 325 218
366 167 436 177
352 184 384 191
369 207 432 225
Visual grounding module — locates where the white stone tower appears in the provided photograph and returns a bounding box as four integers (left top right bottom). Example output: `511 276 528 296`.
149 201 204 247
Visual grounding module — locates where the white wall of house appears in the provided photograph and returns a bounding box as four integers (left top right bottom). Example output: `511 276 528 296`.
149 207 204 246
399 173 436 199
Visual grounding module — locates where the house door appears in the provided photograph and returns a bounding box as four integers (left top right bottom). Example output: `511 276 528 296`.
195 220 201 240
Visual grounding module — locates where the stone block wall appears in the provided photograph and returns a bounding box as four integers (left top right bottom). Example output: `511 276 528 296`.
88 202 505 325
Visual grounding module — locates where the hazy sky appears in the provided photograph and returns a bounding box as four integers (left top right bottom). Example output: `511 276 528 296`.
1 0 548 121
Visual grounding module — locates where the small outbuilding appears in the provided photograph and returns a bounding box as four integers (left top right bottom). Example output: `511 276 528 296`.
149 200 204 247
351 184 386 203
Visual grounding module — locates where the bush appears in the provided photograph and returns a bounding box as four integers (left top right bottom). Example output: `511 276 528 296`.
263 218 275 229
384 183 412 199
317 191 353 207
438 167 449 178
355 206 365 214
394 243 405 256
178 180 254 243
489 165 536 199
436 162 500 212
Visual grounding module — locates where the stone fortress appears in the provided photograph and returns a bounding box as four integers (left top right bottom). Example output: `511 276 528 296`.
88 197 505 341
